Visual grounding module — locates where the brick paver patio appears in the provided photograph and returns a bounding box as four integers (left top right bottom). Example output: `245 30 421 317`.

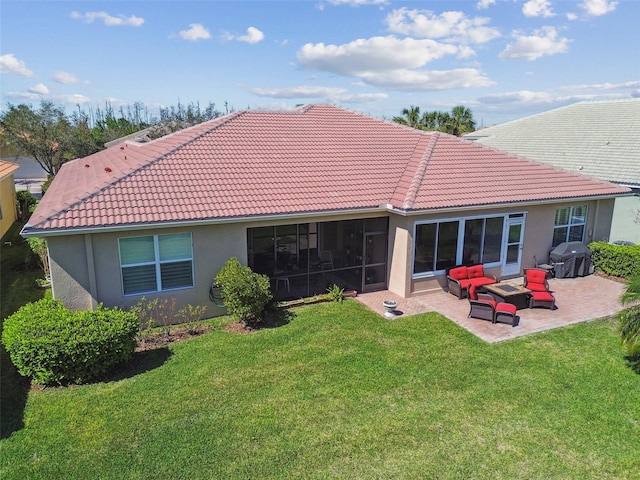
355 274 626 343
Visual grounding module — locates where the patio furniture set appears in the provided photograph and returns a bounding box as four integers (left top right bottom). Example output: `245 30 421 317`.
447 264 556 327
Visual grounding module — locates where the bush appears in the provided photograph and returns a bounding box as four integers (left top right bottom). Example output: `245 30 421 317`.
589 241 640 279
16 190 37 221
215 257 272 325
1 299 138 385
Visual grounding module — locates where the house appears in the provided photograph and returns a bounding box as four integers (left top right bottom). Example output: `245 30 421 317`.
0 160 20 238
466 98 640 245
22 105 630 314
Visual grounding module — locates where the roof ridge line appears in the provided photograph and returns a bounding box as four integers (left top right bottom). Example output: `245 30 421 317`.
402 133 439 210
26 111 248 231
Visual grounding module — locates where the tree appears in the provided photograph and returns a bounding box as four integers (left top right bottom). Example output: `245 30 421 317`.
0 101 74 176
392 105 476 136
618 275 640 356
392 106 424 129
445 105 476 136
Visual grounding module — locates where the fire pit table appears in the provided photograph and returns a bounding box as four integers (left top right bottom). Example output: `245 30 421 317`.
481 282 531 310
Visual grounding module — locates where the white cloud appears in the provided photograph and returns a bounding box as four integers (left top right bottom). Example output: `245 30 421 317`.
28 83 49 95
523 0 554 18
52 71 87 85
70 11 144 27
562 80 640 91
296 36 493 91
566 12 579 20
298 36 459 76
0 53 34 77
477 0 496 9
478 90 556 105
385 8 500 44
237 27 265 44
320 0 388 8
179 23 212 41
579 0 617 16
251 85 387 103
359 68 494 91
498 27 570 61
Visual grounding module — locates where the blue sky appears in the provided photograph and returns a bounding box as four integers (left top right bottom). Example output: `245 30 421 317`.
1 0 638 126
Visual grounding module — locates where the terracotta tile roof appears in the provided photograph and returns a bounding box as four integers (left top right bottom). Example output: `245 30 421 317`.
0 160 19 180
25 104 630 234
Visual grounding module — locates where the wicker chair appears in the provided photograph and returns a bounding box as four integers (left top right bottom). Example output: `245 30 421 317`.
468 285 497 322
468 285 518 325
524 269 556 309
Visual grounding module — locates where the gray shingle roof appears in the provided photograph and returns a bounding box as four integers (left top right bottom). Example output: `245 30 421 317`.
466 99 640 188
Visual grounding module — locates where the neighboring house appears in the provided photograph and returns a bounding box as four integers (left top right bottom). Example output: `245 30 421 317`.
466 98 640 245
0 160 19 238
22 105 630 314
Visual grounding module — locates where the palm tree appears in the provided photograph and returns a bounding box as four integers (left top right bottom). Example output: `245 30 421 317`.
446 105 476 136
392 106 423 129
618 275 640 356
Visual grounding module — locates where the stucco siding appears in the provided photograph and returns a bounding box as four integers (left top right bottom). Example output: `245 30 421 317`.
0 175 17 238
48 235 93 310
610 195 640 245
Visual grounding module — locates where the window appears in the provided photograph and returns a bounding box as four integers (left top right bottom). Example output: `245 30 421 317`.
119 233 194 295
553 205 586 247
413 216 506 276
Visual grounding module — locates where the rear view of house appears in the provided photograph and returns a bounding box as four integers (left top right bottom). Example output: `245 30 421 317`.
22 105 630 314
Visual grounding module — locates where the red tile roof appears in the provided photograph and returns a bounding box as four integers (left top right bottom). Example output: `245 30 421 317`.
25 104 630 233
0 160 19 180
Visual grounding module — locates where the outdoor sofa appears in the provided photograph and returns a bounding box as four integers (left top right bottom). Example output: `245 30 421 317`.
447 264 498 299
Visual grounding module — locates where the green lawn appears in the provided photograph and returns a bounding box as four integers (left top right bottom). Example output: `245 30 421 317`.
1 293 639 479
1 223 639 478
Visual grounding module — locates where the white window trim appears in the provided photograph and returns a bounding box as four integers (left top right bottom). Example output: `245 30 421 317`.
119 233 195 296
553 205 587 245
412 213 519 279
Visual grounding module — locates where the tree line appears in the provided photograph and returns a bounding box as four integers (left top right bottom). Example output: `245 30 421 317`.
392 105 476 136
0 100 230 177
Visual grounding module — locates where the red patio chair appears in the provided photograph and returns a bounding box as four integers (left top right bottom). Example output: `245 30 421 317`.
523 268 556 309
468 286 518 325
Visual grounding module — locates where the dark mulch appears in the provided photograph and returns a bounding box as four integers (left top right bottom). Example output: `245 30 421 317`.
135 325 213 352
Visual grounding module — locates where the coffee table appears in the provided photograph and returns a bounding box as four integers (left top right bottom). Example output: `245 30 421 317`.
481 282 531 310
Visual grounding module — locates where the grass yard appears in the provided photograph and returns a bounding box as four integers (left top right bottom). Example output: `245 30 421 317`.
1 293 639 479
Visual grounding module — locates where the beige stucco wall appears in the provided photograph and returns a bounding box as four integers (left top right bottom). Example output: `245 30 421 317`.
610 194 640 245
46 198 617 314
0 174 17 238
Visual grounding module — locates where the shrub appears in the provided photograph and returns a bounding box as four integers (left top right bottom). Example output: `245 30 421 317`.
215 257 272 325
16 190 37 221
327 284 345 303
26 236 50 278
589 241 640 279
1 299 138 385
177 304 208 335
130 296 176 337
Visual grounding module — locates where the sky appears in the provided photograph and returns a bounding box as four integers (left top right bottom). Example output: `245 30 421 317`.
1 0 638 126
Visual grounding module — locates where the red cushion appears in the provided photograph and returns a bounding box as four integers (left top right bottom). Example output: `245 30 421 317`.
449 266 468 281
525 269 547 284
458 279 472 289
531 291 554 302
467 264 484 279
469 277 495 288
468 284 478 300
527 283 548 292
496 303 517 314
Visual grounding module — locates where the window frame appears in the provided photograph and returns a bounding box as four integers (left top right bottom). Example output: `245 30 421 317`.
552 205 587 247
118 232 194 296
412 213 511 278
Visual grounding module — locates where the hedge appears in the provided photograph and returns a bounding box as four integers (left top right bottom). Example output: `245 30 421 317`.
588 241 640 279
1 299 138 385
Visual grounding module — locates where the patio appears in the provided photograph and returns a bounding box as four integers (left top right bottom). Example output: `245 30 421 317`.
355 274 626 343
